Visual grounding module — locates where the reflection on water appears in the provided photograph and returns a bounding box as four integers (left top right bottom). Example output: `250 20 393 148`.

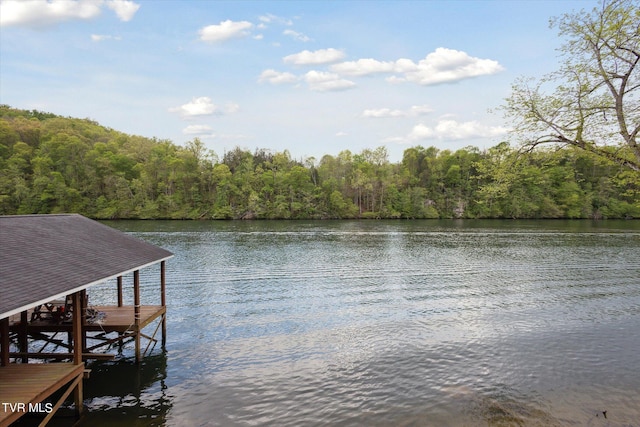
80 354 171 427
81 220 640 426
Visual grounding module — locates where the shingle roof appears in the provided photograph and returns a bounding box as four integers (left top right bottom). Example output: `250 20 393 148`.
0 214 173 319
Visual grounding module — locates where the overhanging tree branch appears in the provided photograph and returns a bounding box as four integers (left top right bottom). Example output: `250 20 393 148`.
502 0 640 171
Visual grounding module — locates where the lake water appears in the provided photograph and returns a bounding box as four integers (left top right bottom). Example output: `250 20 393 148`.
75 220 640 426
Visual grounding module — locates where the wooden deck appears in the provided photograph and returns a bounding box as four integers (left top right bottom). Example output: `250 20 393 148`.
10 305 165 334
7 305 166 362
0 363 84 427
86 305 165 333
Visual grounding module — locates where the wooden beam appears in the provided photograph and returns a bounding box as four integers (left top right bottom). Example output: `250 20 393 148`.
134 270 141 363
20 311 28 363
1 317 9 366
117 275 123 307
72 291 85 419
74 374 84 418
142 317 162 358
85 333 134 352
161 260 167 347
80 290 88 353
9 352 116 361
72 292 82 365
38 374 83 427
29 331 72 351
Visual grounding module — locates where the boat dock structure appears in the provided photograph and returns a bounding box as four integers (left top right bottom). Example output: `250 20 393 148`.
0 214 173 426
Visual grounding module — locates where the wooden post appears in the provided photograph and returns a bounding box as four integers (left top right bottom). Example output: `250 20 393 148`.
20 311 28 363
71 291 84 416
0 317 9 366
80 289 88 353
134 270 141 363
117 275 123 307
117 275 124 350
74 375 84 418
72 292 82 365
161 260 166 348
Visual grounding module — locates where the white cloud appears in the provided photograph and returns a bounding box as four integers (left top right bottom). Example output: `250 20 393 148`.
362 108 406 118
408 119 509 141
258 69 355 92
330 48 503 86
259 13 292 26
1 0 101 27
284 48 346 65
304 71 355 92
409 105 435 115
283 29 310 42
408 124 436 140
258 69 298 85
183 124 214 135
392 48 504 85
335 131 348 137
105 0 139 22
170 98 239 117
331 58 395 76
199 20 253 43
170 97 222 117
91 34 121 42
362 105 433 118
0 0 140 27
258 69 357 92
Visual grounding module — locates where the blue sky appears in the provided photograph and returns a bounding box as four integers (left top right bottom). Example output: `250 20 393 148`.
0 0 589 162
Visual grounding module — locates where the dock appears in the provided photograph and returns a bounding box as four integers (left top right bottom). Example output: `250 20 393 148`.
8 298 167 362
0 363 85 427
3 276 167 426
1 214 173 426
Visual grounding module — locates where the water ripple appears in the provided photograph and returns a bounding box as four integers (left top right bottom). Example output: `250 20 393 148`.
82 221 640 426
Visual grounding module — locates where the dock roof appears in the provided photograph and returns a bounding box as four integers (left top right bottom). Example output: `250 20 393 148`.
0 214 173 319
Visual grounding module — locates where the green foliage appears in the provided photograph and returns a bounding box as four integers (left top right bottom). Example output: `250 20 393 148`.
502 0 640 171
0 105 638 219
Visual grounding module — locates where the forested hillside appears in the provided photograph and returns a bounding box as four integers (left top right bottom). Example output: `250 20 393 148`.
0 105 638 219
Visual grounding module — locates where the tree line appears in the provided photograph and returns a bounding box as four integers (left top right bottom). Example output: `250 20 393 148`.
0 105 638 220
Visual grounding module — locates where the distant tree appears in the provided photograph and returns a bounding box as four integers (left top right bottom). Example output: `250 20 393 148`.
503 0 640 171
1 105 637 219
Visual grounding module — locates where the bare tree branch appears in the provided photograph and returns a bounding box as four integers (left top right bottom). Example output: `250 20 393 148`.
501 0 640 171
